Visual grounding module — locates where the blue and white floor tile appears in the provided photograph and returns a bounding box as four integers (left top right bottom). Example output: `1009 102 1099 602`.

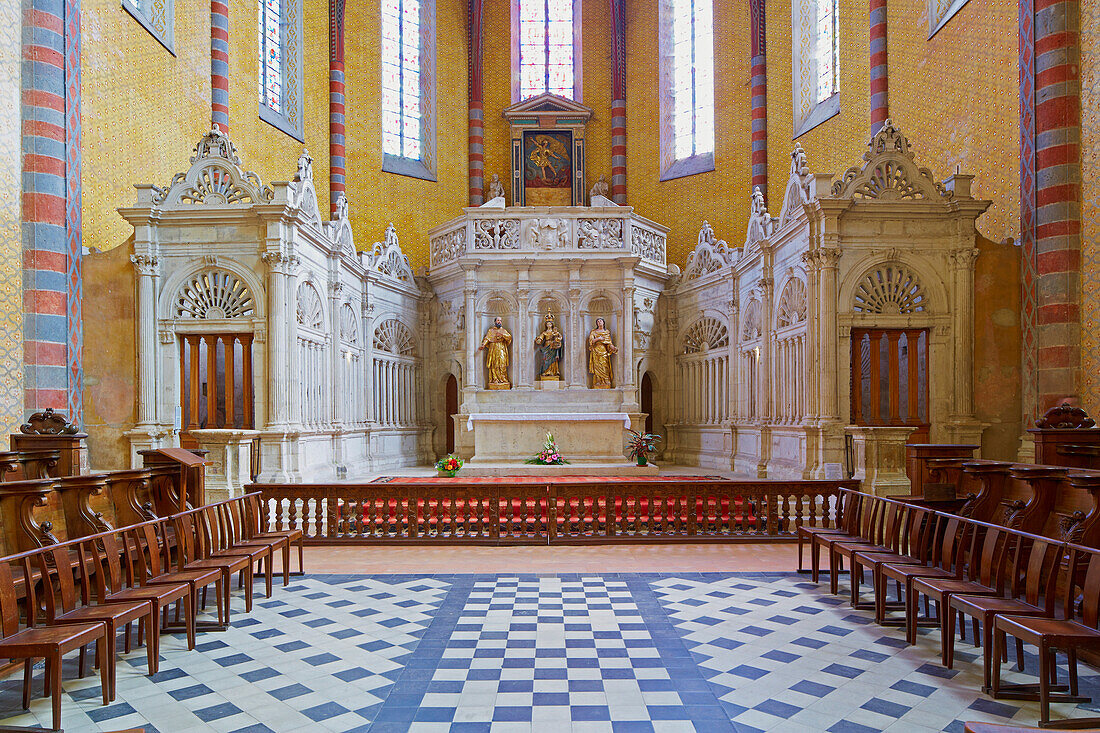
0 572 1097 732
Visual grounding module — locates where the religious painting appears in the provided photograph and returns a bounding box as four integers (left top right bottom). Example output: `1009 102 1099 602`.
522 131 573 206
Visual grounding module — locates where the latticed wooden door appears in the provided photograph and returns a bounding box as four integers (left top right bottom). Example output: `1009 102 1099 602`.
850 328 929 443
179 333 255 448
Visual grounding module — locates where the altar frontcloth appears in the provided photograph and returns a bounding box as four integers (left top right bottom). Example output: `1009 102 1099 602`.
459 462 659 477
464 412 642 472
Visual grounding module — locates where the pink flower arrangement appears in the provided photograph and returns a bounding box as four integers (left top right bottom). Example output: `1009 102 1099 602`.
525 432 569 465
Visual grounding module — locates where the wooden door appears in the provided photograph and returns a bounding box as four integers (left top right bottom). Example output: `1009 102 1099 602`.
179 333 255 448
850 328 929 442
445 374 458 454
641 372 654 435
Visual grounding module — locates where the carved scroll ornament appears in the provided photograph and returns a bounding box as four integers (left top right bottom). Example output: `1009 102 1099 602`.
1035 403 1096 430
20 408 78 436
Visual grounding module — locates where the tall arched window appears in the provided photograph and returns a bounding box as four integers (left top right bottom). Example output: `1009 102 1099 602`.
257 0 304 140
382 0 437 180
515 0 580 101
793 0 840 137
658 0 715 180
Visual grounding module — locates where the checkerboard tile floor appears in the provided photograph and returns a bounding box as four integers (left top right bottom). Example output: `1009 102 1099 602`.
0 572 1098 732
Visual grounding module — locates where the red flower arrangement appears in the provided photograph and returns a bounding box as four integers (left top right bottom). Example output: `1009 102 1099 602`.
435 454 464 477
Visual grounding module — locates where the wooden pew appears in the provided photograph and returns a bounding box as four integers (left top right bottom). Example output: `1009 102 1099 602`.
9 407 88 477
1028 403 1100 471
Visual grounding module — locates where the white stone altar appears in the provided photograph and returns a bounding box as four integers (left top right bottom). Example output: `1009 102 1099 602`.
462 413 658 476
426 204 671 472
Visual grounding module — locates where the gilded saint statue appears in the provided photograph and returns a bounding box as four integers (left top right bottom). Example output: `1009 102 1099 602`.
479 317 513 389
587 317 617 389
534 314 563 381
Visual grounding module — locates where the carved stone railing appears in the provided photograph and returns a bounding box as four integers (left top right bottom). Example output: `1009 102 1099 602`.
428 208 669 269
248 479 855 544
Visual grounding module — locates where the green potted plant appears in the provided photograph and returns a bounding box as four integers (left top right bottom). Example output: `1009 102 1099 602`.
434 454 463 477
626 429 661 466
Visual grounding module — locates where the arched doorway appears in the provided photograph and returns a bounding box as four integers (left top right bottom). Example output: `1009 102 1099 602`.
641 372 654 435
445 374 458 453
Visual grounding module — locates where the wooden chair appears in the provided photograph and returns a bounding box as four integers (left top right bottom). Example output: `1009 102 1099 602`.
229 493 291 586
949 532 1063 692
173 509 253 623
139 519 227 632
879 514 970 643
245 492 305 578
36 543 155 701
849 503 936 618
212 500 275 597
0 557 109 732
90 528 196 659
810 492 882 585
827 499 903 596
910 521 1013 665
991 543 1100 728
798 489 863 578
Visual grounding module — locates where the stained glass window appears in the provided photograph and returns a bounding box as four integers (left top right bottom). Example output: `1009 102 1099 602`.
518 0 575 100
258 0 283 114
670 0 714 161
814 0 839 102
382 0 424 160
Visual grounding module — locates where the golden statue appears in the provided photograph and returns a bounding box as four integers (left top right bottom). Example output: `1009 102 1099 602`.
587 317 617 389
479 317 512 389
534 314 563 381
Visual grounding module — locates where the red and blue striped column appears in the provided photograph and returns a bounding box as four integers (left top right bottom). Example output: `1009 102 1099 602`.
468 0 485 205
869 0 888 132
610 0 627 204
22 0 82 418
211 0 230 132
749 0 767 201
1030 0 1081 411
1019 0 1039 427
330 0 346 213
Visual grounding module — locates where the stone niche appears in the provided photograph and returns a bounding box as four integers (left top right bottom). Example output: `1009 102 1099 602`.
503 93 593 207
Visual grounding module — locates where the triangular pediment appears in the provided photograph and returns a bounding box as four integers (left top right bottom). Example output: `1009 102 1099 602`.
503 93 593 121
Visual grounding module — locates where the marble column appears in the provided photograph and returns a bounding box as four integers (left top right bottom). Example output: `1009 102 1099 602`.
819 250 841 422
262 252 294 427
131 254 159 427
622 283 636 394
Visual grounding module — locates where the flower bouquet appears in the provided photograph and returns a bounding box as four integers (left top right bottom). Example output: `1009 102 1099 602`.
435 454 464 477
626 429 662 466
525 432 569 465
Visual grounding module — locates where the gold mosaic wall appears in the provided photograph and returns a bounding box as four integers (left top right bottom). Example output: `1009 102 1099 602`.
887 0 1019 244
765 0 1019 246
1081 0 1100 414
342 0 469 266
81 0 470 266
625 0 752 267
81 0 330 256
0 0 22 440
